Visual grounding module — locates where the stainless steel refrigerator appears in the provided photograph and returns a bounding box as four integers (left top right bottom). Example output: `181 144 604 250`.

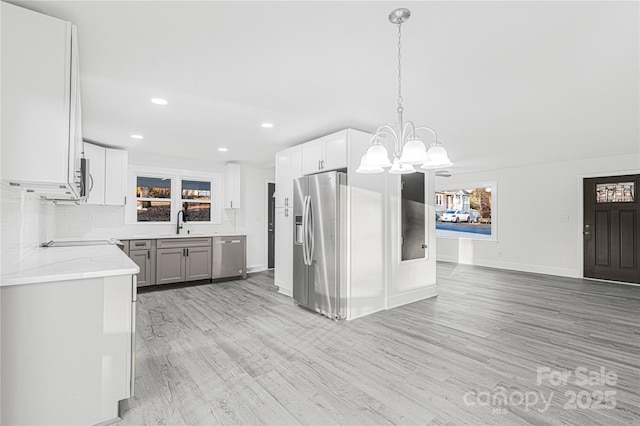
293 171 347 320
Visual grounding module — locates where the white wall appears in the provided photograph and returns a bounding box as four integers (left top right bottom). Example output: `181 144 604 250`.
54 152 275 273
386 171 438 309
0 182 55 276
436 154 640 278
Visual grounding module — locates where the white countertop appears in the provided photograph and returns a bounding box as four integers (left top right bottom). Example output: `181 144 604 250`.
122 232 246 240
1 245 139 287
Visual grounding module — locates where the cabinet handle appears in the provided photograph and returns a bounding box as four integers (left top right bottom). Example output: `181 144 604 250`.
186 248 189 256
285 208 288 217
318 160 321 170
135 242 145 246
147 251 150 259
182 248 186 257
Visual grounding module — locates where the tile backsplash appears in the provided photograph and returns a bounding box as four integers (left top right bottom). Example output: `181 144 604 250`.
54 203 242 240
1 182 55 274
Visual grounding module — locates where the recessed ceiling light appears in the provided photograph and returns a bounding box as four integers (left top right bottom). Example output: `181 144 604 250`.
150 98 168 105
218 147 228 152
261 123 274 128
130 134 144 140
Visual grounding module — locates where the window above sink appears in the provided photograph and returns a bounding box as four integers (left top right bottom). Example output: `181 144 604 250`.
127 165 222 225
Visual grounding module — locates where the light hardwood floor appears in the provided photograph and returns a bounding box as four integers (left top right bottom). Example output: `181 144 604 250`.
119 263 640 425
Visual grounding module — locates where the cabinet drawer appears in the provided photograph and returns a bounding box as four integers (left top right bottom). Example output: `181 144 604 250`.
157 237 212 249
129 240 152 250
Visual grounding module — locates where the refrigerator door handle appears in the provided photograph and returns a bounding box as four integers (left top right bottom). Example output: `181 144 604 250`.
307 196 314 263
302 195 310 265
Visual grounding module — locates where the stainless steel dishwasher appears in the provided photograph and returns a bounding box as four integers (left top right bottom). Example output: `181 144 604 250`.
211 236 247 280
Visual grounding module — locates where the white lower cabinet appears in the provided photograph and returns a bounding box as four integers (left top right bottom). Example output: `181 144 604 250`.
274 207 293 296
0 274 135 425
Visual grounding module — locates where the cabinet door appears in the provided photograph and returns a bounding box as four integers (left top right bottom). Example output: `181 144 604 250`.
223 164 241 209
84 143 106 205
185 246 212 281
301 140 324 175
275 150 291 208
129 250 151 287
0 3 73 187
274 207 293 295
105 148 128 205
156 248 185 284
322 133 348 171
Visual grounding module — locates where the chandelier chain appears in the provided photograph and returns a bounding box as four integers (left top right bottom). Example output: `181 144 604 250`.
397 22 403 110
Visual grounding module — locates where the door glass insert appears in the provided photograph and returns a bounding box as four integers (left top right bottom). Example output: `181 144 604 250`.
596 182 635 203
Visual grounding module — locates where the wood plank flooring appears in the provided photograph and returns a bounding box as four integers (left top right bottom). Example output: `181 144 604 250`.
118 263 640 425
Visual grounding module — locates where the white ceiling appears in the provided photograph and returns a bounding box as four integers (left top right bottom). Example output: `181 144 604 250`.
10 1 640 172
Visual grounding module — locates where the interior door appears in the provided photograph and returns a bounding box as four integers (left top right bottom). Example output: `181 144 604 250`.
583 175 639 283
401 172 426 261
268 182 275 269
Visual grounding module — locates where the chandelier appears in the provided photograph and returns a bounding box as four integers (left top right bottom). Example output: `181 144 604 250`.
357 8 453 174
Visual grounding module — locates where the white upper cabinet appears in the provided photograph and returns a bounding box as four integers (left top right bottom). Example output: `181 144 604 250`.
301 131 348 175
104 149 128 205
0 2 85 200
223 164 241 209
275 146 302 208
84 143 105 205
84 142 128 206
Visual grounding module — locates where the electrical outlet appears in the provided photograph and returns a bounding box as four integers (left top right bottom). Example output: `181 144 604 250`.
560 215 569 222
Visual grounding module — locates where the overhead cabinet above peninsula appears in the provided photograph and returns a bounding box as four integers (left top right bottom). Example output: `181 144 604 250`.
84 142 128 205
1 2 86 200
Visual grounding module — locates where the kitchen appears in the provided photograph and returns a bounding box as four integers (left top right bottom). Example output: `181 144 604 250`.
1 1 639 425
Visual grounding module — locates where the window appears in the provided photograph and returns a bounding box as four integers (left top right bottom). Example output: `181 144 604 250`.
181 179 211 222
136 176 171 222
596 182 635 203
436 182 496 241
127 165 222 225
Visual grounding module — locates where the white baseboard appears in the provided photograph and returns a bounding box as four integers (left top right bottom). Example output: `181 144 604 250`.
247 263 267 273
436 254 580 279
277 287 292 297
387 284 438 310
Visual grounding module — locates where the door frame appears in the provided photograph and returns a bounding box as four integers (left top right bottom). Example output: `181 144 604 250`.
577 168 640 283
265 179 275 270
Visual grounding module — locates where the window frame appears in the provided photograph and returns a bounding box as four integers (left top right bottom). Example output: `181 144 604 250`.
126 165 222 225
134 174 173 223
435 180 498 242
180 177 213 223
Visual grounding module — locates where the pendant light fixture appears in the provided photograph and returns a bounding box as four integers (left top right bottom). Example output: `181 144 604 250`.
357 8 453 174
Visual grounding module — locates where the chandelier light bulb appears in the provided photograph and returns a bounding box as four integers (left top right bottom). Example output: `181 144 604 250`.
389 157 416 174
421 143 454 169
398 138 428 165
356 154 384 173
365 144 392 168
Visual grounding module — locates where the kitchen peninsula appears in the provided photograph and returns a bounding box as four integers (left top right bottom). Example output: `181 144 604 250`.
0 243 138 425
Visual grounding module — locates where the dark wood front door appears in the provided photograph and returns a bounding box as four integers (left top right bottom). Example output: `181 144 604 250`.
583 175 639 283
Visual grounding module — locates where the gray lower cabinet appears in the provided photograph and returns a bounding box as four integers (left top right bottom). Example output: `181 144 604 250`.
127 239 156 287
156 248 186 285
156 238 212 284
212 236 247 279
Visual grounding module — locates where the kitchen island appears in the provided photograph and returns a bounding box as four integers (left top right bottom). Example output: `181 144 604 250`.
0 244 138 425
